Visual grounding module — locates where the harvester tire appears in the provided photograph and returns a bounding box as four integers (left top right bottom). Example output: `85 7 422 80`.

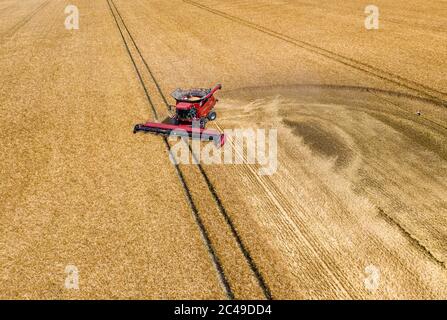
208 111 217 121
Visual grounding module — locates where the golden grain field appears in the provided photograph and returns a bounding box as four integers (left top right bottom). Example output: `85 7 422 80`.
1 0 446 299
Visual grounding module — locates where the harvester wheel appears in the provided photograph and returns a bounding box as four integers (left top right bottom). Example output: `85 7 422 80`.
208 111 217 121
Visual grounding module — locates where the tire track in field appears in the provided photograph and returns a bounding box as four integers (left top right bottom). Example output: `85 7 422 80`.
107 0 233 299
0 0 50 43
214 84 447 295
225 84 446 110
183 0 447 108
280 90 447 269
108 0 272 299
215 122 355 297
356 152 447 267
225 84 447 131
377 207 445 268
110 0 272 299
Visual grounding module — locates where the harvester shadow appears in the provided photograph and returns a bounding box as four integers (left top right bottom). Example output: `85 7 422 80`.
161 117 173 124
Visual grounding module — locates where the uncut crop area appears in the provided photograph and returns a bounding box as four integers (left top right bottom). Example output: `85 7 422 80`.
1 0 446 299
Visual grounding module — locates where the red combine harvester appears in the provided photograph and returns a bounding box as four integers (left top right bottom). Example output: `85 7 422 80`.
133 84 225 146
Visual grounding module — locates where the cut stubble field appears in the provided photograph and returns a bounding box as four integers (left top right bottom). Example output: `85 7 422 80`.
0 0 446 299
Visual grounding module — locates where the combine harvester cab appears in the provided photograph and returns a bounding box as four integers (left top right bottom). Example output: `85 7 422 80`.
134 84 225 147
